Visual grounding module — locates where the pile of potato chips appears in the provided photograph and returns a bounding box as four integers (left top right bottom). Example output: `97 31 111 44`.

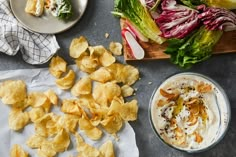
0 36 140 157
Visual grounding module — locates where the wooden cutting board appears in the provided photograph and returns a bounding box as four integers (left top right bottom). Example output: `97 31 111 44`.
120 19 236 61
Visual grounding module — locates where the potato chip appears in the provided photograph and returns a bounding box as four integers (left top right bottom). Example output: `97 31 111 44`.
81 55 99 69
89 45 107 58
56 69 75 89
28 107 45 122
80 144 101 157
49 56 67 78
121 65 139 85
109 41 122 56
99 140 115 157
93 82 121 107
121 84 134 97
34 113 59 137
69 36 89 59
106 63 139 85
75 133 100 157
60 114 80 133
120 100 138 121
99 51 116 67
75 55 97 73
44 89 58 105
37 141 57 157
10 144 28 157
71 77 92 96
27 92 49 107
26 134 45 148
101 114 123 134
27 92 52 112
90 108 109 126
84 127 103 140
109 98 138 121
79 117 94 130
108 97 124 116
90 67 113 83
9 108 29 131
106 63 125 83
78 94 96 108
61 99 82 116
52 128 70 152
0 80 26 105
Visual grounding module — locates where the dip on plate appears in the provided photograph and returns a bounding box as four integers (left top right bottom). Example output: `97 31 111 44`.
149 73 230 152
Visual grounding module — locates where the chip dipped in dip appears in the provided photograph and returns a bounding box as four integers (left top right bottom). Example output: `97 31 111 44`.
149 73 230 152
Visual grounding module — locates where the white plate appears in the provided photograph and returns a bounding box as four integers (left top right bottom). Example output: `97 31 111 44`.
10 0 88 34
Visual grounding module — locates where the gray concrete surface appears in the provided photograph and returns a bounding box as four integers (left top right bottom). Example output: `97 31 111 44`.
0 0 236 156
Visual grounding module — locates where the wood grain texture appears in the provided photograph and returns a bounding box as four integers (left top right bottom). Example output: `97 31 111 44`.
120 19 236 61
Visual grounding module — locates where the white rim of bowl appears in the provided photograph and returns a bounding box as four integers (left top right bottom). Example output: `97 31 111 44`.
149 72 231 153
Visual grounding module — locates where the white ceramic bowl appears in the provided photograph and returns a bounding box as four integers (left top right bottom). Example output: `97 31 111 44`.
149 72 231 153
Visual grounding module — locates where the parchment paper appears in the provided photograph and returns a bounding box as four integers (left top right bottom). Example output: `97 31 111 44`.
0 65 139 157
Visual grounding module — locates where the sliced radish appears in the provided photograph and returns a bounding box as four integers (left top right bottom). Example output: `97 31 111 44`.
125 20 149 42
122 29 145 60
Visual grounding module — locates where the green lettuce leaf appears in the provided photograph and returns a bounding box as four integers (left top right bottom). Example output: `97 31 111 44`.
165 26 223 68
112 0 165 44
180 0 236 9
57 0 73 20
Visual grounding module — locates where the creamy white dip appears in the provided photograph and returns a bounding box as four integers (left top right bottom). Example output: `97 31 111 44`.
150 73 230 152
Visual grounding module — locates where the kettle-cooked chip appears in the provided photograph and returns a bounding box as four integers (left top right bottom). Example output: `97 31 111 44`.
28 107 45 122
121 65 139 85
10 144 28 157
121 84 134 97
34 113 59 137
9 108 29 131
84 127 103 140
27 92 49 107
75 55 97 73
75 133 101 157
109 42 122 56
0 80 26 105
60 114 80 133
49 56 67 78
44 89 58 105
26 134 46 148
106 63 125 83
61 99 82 116
37 141 57 157
79 117 94 130
109 98 138 121
90 45 107 58
101 114 123 134
52 128 70 152
99 51 116 67
27 92 51 112
106 63 139 85
90 67 113 83
120 100 138 121
99 140 115 157
56 69 75 90
70 36 89 59
93 82 121 107
71 77 92 96
81 144 101 157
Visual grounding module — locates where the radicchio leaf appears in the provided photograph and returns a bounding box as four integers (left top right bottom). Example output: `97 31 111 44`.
156 0 200 39
198 5 236 31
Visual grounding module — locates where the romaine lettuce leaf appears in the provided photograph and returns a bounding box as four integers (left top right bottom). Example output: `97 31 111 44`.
113 0 165 44
165 26 223 68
